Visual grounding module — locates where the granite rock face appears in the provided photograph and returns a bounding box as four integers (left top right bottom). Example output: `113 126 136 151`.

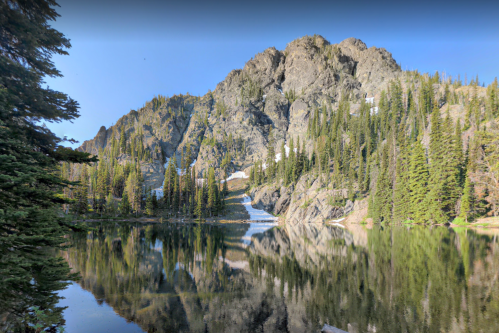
78 35 401 211
248 173 355 224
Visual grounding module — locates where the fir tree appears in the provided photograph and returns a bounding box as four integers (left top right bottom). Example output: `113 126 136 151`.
72 166 89 217
106 192 115 215
459 173 474 222
408 139 429 223
426 101 451 223
371 146 392 223
0 1 96 327
152 190 158 212
207 167 216 216
279 142 286 180
120 125 127 154
392 136 410 222
145 190 154 216
195 188 204 220
173 172 179 216
120 191 131 215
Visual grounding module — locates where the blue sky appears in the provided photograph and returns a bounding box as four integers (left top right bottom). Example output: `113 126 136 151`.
44 0 499 148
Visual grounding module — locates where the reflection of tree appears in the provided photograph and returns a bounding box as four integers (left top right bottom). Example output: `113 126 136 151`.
64 223 237 332
62 223 499 333
248 224 499 333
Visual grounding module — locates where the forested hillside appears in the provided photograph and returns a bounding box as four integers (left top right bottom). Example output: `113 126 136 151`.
65 35 499 224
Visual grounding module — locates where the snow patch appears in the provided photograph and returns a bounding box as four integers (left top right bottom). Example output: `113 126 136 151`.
329 217 345 228
221 171 248 183
241 222 277 245
242 194 278 221
263 145 297 169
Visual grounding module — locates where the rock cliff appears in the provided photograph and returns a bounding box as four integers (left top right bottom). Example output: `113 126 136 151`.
78 35 401 199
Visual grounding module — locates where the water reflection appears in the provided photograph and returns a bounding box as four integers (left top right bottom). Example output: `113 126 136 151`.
62 223 499 333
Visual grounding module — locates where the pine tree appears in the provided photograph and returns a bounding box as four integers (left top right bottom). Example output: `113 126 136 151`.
372 146 392 223
173 172 179 216
106 192 115 215
207 167 216 216
267 129 276 179
195 188 204 220
408 139 429 223
145 190 154 216
120 191 131 215
459 173 474 222
0 1 97 327
73 166 89 217
120 125 127 154
215 181 222 216
426 101 451 223
392 136 410 222
279 142 286 180
289 138 296 182
152 190 158 212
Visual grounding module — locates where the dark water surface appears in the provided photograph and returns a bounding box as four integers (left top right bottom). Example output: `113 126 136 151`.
60 223 499 333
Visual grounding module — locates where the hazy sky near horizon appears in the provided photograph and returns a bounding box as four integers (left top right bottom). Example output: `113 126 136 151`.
44 0 499 148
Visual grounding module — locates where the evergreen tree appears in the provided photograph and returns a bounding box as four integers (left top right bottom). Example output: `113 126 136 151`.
289 138 297 182
392 136 410 222
106 192 115 215
459 173 474 222
279 142 286 180
195 188 204 220
0 1 96 327
266 129 276 179
72 166 89 217
426 101 451 223
120 125 127 154
207 167 216 216
371 146 392 223
145 190 154 216
408 139 429 223
173 172 179 216
120 191 131 215
152 190 158 212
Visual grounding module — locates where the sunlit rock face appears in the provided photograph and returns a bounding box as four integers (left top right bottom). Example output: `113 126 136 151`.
77 35 400 192
249 174 355 224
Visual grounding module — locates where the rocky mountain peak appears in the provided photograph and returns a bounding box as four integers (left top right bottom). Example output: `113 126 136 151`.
78 35 402 190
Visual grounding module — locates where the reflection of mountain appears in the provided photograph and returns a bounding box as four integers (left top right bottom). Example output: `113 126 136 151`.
248 224 499 333
65 224 290 333
250 224 354 265
63 224 499 333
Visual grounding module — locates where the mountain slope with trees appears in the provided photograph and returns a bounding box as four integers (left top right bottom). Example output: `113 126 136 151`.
72 34 499 224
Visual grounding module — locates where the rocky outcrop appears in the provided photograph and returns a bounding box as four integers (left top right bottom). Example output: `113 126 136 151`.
248 172 360 224
249 184 280 213
78 35 402 217
140 160 165 190
249 182 295 216
338 37 400 96
249 174 351 224
79 125 108 155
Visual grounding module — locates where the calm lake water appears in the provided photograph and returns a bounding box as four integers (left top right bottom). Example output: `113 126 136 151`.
60 223 499 333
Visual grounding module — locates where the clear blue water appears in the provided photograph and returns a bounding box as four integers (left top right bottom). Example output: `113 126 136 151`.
58 223 499 333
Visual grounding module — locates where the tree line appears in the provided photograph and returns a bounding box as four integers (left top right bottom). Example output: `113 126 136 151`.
248 75 499 223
